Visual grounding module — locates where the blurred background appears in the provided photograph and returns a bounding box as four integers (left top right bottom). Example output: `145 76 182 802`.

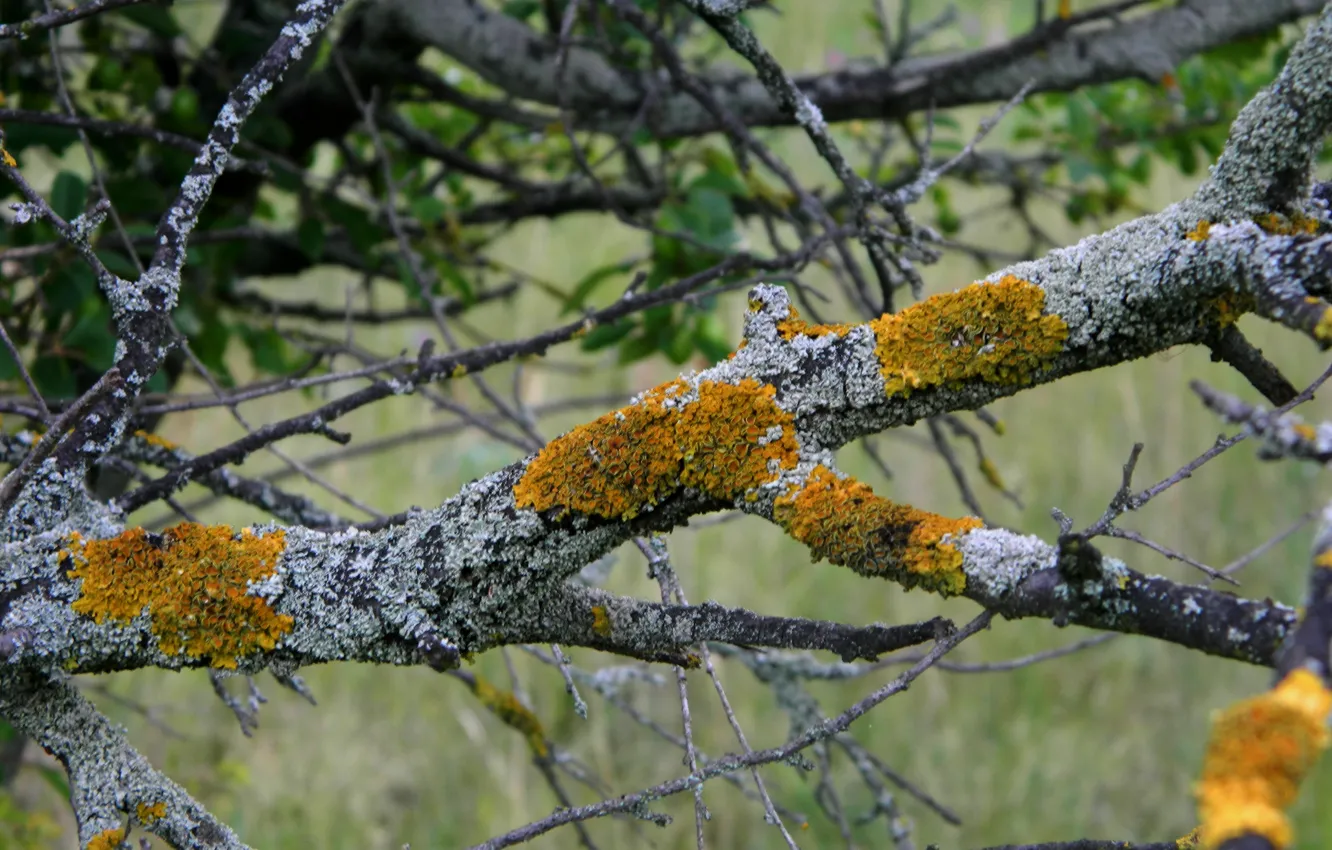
3 0 1331 847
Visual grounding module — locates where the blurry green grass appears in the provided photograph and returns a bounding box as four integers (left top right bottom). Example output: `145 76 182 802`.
13 1 1332 848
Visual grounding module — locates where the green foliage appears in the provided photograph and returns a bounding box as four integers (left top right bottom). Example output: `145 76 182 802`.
0 792 61 850
1013 27 1291 224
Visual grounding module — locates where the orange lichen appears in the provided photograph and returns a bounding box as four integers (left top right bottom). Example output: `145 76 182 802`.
591 605 612 638
869 275 1067 397
468 674 549 758
774 466 982 596
64 523 292 670
1255 212 1319 237
1195 667 1332 849
87 827 125 850
513 377 799 520
774 305 854 341
133 429 177 450
136 801 166 823
1186 220 1212 241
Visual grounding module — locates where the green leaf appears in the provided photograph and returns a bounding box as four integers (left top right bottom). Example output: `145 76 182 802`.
126 55 163 105
580 318 635 352
97 250 141 278
33 764 70 799
1065 155 1095 184
437 261 475 304
0 340 17 381
1126 152 1152 186
502 0 541 20
116 3 182 36
30 356 76 398
1064 96 1094 142
683 185 737 249
191 311 234 386
50 171 87 221
64 305 117 371
169 87 200 125
410 195 448 224
239 326 291 375
693 312 732 364
616 330 659 365
46 264 97 318
297 217 325 262
0 123 79 158
930 114 962 132
326 199 384 256
663 322 694 364
562 259 637 314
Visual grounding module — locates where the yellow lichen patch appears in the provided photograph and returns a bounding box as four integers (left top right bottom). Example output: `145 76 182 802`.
1314 307 1332 344
132 429 177 450
513 377 799 520
774 466 982 596
1255 212 1320 237
64 523 293 670
1293 423 1317 442
87 827 125 850
1206 292 1255 329
1195 668 1332 849
136 801 166 823
775 305 854 341
469 674 549 758
869 275 1067 397
591 605 612 638
1177 827 1200 848
1315 548 1332 570
1186 220 1212 241
978 457 1005 491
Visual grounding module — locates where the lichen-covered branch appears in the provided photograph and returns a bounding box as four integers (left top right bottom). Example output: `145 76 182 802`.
1193 504 1332 850
0 0 154 40
7 5 1332 848
42 0 350 489
0 669 248 849
359 0 1323 139
515 584 953 664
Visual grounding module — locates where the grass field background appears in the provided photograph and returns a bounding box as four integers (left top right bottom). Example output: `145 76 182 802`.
9 1 1332 847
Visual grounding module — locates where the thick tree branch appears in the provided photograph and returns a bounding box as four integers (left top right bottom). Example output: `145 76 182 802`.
0 669 247 849
361 0 1323 139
